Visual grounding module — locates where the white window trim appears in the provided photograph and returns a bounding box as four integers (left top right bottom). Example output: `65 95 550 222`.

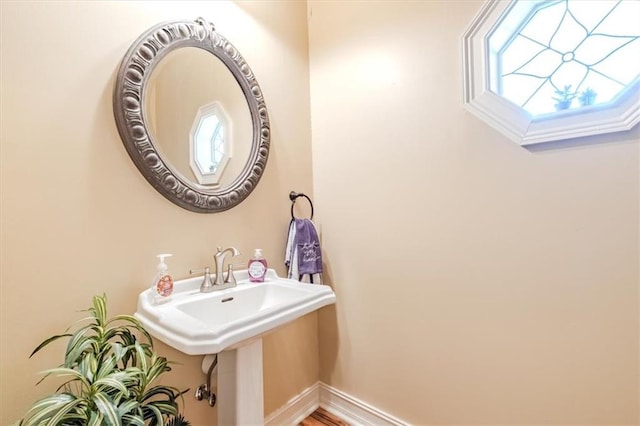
462 0 640 146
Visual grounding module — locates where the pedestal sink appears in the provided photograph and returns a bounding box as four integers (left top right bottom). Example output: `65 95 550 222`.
134 269 336 425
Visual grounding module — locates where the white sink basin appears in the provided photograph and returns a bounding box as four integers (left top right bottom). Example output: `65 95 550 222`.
135 269 336 355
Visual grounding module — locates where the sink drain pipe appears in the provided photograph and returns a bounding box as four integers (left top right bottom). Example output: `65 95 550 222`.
195 354 217 407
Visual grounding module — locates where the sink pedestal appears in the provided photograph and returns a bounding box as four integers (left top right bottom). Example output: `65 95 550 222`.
217 339 264 425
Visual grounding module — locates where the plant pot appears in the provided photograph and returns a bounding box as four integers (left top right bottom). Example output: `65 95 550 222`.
555 100 573 110
579 95 597 106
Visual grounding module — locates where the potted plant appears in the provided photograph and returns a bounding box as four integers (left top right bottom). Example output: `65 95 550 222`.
16 294 190 426
578 87 597 106
553 84 577 110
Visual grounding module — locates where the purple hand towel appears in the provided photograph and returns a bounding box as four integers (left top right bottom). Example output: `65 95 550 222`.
295 218 323 275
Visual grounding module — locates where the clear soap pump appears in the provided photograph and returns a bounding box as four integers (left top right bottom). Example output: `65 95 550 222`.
150 254 174 303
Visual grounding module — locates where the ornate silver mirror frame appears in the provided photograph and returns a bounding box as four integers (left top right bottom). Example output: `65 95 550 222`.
113 18 270 213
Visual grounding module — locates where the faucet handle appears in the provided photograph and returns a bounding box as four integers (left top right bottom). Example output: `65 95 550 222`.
190 267 215 293
225 263 247 284
225 264 236 285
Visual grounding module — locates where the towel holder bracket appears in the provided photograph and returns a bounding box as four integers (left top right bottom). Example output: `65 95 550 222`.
289 191 314 220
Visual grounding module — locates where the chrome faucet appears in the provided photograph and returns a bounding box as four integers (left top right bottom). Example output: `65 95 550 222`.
190 247 240 293
213 246 239 286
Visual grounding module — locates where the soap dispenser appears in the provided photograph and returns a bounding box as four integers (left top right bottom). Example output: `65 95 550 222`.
150 254 174 303
248 249 267 282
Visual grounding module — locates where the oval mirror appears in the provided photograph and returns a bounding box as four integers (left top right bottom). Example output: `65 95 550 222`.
113 18 270 213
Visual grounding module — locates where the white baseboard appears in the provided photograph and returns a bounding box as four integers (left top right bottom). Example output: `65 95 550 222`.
264 382 320 426
318 383 410 426
264 382 410 426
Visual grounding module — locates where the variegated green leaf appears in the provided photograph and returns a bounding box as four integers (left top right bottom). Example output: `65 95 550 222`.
122 413 145 426
41 367 90 388
105 369 131 381
148 400 179 417
140 386 178 402
20 393 75 425
109 315 154 344
133 341 148 379
54 378 78 393
87 410 104 426
112 342 125 358
92 325 105 341
93 392 122 426
96 353 118 379
64 328 94 367
94 376 128 395
145 403 164 425
92 294 108 326
117 399 140 416
145 357 169 385
122 366 143 385
78 353 96 382
29 333 72 359
44 397 85 425
102 327 121 343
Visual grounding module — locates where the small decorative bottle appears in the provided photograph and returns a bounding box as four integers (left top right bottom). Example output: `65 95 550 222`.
248 249 267 282
150 254 174 303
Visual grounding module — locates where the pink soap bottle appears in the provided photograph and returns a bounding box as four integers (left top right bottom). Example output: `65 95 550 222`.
248 249 267 282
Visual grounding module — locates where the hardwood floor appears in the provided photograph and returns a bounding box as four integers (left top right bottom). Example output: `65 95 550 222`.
298 408 349 426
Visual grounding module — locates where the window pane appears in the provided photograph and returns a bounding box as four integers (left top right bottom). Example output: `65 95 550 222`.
490 0 640 115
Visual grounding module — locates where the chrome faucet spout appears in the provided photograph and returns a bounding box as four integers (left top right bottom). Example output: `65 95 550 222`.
214 247 239 286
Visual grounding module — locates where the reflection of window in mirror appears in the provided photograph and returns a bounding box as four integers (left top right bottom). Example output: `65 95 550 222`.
189 102 232 186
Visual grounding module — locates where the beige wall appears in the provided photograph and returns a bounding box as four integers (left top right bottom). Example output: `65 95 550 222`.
0 1 315 424
3 1 639 425
309 1 639 424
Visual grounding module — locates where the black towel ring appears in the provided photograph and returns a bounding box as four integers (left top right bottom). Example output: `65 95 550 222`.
289 191 314 220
